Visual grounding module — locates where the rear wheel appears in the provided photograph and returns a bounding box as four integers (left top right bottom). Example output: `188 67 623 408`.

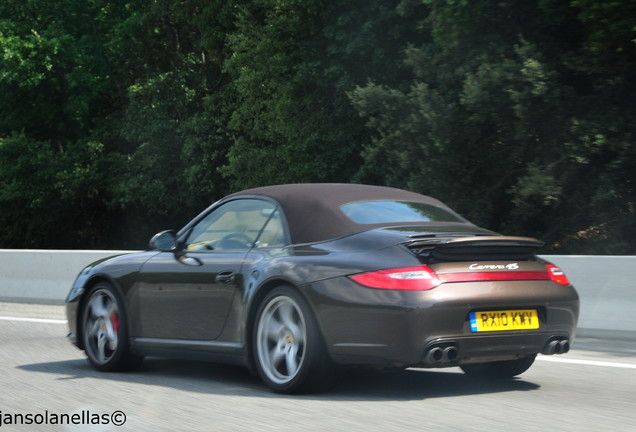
253 286 337 393
460 354 537 379
81 282 143 371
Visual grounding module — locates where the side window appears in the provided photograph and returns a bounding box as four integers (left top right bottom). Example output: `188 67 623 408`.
186 199 278 251
254 208 286 248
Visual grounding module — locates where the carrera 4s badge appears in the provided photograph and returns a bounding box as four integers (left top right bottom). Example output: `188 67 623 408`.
469 263 520 270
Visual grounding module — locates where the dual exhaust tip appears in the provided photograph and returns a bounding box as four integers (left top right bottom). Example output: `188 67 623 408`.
425 345 458 364
425 336 570 364
543 338 570 355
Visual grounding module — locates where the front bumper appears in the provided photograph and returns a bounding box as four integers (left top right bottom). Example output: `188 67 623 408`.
65 293 81 349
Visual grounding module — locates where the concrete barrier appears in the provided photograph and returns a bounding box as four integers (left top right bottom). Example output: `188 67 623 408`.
541 255 636 340
0 250 634 338
0 250 135 304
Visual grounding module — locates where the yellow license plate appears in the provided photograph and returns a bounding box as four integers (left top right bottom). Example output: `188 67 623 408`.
469 309 539 332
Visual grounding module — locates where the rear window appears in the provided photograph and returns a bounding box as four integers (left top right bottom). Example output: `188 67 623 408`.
340 201 464 224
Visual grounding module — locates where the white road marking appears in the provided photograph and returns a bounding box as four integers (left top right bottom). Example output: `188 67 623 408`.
0 316 67 324
538 355 636 370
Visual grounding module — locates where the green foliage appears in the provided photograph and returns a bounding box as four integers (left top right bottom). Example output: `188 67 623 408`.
0 133 115 248
571 0 636 52
351 0 636 253
0 0 634 252
221 0 425 190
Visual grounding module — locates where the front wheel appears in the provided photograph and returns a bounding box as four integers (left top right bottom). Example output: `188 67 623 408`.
81 282 143 371
253 286 338 393
460 354 537 379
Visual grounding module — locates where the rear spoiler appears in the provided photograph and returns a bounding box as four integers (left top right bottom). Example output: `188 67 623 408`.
404 236 544 262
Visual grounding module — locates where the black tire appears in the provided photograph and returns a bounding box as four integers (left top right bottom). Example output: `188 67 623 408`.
252 286 338 393
460 354 537 379
81 282 143 372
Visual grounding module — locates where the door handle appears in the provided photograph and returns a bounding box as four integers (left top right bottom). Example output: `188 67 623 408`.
216 271 235 284
177 255 203 266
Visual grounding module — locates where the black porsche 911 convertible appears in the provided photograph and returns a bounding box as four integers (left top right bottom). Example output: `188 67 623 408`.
66 183 579 393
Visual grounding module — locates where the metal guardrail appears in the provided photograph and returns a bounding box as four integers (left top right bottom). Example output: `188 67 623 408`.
0 250 634 338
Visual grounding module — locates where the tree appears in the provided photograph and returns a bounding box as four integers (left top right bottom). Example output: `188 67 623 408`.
221 0 427 190
350 0 636 253
1 0 635 252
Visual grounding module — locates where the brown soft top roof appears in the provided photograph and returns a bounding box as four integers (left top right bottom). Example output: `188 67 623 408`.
226 183 472 244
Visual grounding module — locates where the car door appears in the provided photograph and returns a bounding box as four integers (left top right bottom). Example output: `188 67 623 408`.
133 199 278 341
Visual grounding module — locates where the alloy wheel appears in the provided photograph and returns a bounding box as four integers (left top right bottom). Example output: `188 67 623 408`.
83 288 121 365
255 295 307 385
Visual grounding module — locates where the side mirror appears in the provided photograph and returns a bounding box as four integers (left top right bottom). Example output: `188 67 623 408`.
149 230 178 252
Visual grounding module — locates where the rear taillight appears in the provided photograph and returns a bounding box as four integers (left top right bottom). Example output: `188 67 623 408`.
350 266 441 291
545 264 571 286
351 263 571 290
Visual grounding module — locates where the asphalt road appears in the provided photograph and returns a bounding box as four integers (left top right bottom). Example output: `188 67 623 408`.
1 302 635 432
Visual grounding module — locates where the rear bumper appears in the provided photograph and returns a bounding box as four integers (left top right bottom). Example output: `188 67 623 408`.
306 277 579 367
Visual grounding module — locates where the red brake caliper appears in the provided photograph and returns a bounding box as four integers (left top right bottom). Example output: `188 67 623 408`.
110 312 120 333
